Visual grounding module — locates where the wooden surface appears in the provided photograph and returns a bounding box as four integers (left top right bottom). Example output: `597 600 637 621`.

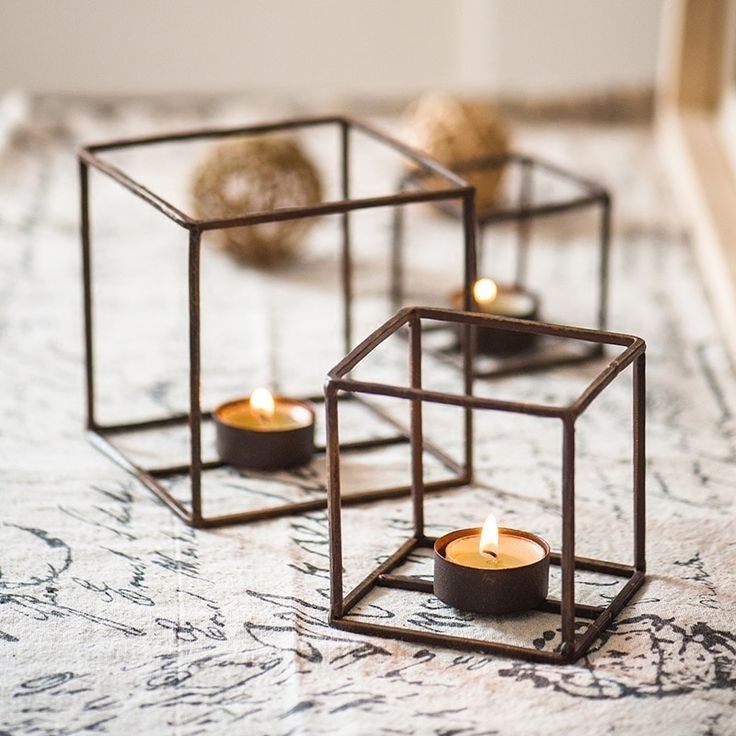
657 0 736 362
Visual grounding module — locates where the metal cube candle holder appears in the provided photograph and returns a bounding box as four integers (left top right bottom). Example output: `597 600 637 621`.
390 153 611 378
325 306 645 663
78 116 477 529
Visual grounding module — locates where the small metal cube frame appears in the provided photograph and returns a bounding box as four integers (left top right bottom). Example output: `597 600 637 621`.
326 306 645 663
390 153 611 379
79 116 477 529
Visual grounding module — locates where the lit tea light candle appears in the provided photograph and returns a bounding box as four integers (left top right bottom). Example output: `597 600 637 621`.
451 278 540 355
434 513 550 614
213 388 315 471
471 278 537 319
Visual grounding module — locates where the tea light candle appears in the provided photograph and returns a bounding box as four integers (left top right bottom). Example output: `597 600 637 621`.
471 278 537 319
213 388 315 471
451 278 540 355
434 514 550 614
445 530 546 569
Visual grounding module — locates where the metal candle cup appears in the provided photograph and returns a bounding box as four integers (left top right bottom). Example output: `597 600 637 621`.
451 279 540 355
434 527 550 615
213 394 315 471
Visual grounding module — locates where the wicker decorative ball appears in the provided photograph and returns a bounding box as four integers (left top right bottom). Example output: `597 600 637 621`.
401 93 510 213
190 135 322 266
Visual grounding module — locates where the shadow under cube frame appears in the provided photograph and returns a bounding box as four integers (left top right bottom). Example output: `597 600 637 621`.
390 153 612 379
78 115 478 529
326 306 646 663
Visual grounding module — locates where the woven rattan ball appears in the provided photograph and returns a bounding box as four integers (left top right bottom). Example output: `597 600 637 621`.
190 135 322 266
401 93 510 213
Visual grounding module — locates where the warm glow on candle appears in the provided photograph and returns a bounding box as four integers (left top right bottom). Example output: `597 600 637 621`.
473 278 498 305
249 387 276 420
479 513 499 559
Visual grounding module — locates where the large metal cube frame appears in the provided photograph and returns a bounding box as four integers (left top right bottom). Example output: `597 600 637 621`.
390 153 612 379
78 116 477 528
325 306 646 663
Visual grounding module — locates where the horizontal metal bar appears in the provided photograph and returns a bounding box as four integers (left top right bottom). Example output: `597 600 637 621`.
549 552 636 578
372 544 635 580
572 340 647 416
347 476 468 506
472 343 604 380
478 194 604 225
342 538 419 614
330 617 565 664
401 152 518 185
402 150 607 198
356 395 464 475
413 306 642 348
377 574 433 593
146 435 409 477
345 116 471 188
328 377 567 418
80 115 473 234
316 433 408 454
195 187 470 231
96 413 196 434
328 307 414 377
530 156 609 197
373 575 606 622
148 459 223 477
422 335 604 381
536 598 604 621
573 570 646 659
78 149 193 227
196 497 339 528
87 431 191 521
82 115 344 153
84 115 471 189
182 476 467 529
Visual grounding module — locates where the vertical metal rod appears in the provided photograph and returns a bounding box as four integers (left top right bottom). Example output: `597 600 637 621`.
80 160 96 430
389 201 405 314
514 158 533 287
477 225 486 275
598 195 612 331
326 386 344 617
188 228 203 524
561 415 576 657
340 123 352 353
633 353 646 572
410 316 424 536
462 192 477 483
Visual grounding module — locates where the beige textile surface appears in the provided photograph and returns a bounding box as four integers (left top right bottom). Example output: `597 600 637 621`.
0 97 735 735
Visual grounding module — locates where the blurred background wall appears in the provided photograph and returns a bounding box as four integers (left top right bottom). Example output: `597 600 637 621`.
0 0 664 99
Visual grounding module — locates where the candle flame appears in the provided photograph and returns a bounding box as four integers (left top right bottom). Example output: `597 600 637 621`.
479 513 499 559
473 278 498 305
250 387 276 419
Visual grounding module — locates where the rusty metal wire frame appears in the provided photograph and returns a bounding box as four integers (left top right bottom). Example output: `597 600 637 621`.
78 116 478 528
390 153 612 379
326 306 646 664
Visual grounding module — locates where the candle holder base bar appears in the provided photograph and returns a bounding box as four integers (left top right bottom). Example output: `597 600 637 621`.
329 535 645 664
417 322 605 379
88 393 468 528
326 306 646 664
390 153 611 379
